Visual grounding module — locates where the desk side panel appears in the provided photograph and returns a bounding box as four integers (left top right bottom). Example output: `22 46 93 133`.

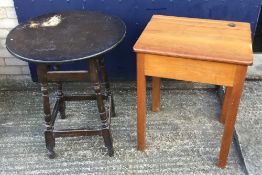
144 54 236 87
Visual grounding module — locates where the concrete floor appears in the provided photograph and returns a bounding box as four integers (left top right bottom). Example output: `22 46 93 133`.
247 54 262 80
1 53 262 174
1 80 260 175
235 81 262 175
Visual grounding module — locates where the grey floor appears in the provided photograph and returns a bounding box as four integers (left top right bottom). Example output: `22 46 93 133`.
235 81 262 175
0 80 261 175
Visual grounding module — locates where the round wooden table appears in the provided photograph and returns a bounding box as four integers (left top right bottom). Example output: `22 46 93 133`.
6 11 126 158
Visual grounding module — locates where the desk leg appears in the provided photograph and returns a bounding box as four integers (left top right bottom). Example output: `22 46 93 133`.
218 66 247 168
152 77 160 112
220 87 233 124
137 54 146 151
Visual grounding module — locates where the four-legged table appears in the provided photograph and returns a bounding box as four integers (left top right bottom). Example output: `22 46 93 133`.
6 11 126 158
134 15 253 168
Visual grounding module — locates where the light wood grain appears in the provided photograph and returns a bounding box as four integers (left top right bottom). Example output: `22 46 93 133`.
136 53 146 151
153 15 251 30
134 15 253 65
134 15 252 168
152 77 160 112
144 54 236 87
218 65 247 168
220 87 233 124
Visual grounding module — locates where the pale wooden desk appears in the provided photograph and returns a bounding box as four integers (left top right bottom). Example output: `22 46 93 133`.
133 15 253 168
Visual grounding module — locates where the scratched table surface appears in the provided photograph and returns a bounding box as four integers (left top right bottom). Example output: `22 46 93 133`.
6 11 126 64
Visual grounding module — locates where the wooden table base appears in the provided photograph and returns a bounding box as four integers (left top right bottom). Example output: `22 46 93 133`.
134 15 252 168
136 53 248 168
37 58 115 158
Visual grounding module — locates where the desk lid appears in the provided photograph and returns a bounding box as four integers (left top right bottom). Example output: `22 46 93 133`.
134 15 253 65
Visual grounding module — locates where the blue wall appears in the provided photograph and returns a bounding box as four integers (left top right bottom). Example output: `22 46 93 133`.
13 0 262 81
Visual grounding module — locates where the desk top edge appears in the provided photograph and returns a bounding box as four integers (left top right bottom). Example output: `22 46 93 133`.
133 50 253 66
151 15 251 29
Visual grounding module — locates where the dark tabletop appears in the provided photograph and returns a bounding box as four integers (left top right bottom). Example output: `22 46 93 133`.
6 11 126 64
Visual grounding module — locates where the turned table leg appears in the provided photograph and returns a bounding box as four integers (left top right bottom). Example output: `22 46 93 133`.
53 65 66 119
152 77 160 112
57 82 66 119
218 66 247 168
89 59 114 156
99 58 116 117
137 54 146 151
37 64 56 159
